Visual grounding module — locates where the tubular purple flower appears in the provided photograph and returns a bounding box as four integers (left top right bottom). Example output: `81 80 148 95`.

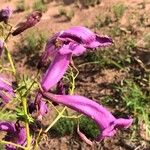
41 26 113 90
42 26 113 61
42 52 71 91
0 122 26 150
58 26 113 49
0 6 12 24
42 92 133 141
0 76 14 104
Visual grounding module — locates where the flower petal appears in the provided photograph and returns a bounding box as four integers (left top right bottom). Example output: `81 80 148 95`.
58 26 113 49
59 26 96 44
0 92 13 103
42 32 62 59
42 52 71 91
85 35 113 48
0 77 13 92
0 122 15 132
16 128 26 145
0 77 14 104
42 92 133 141
59 42 86 56
37 100 48 120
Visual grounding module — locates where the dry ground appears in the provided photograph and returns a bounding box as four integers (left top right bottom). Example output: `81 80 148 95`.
1 0 150 149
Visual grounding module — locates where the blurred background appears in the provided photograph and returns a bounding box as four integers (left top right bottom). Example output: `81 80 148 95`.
0 0 150 149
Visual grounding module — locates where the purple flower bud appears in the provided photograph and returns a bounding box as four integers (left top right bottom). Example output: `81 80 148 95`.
0 7 12 24
12 11 42 36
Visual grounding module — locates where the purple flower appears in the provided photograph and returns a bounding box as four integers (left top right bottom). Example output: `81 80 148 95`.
0 7 12 24
0 39 4 57
37 99 48 120
0 121 26 150
0 76 14 104
41 26 113 91
42 53 71 91
12 11 42 36
29 94 48 120
42 92 133 141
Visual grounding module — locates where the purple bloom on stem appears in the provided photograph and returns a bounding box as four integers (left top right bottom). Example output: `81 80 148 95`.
42 92 133 141
0 122 26 150
0 6 12 24
0 76 14 104
41 26 113 90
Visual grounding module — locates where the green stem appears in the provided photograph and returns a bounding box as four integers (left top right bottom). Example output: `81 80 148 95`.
35 129 42 150
22 97 31 149
4 23 12 42
0 68 14 73
5 47 16 75
62 114 82 119
45 107 66 133
0 140 26 149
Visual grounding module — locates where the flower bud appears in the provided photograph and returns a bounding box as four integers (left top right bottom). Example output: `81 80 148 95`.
12 11 42 36
0 7 12 24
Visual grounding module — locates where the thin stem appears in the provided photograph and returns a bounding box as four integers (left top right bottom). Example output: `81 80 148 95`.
4 23 12 42
78 61 100 68
24 70 40 96
22 97 31 149
5 46 16 75
62 114 82 119
44 107 66 133
0 140 26 149
35 128 42 150
0 68 14 73
0 23 4 36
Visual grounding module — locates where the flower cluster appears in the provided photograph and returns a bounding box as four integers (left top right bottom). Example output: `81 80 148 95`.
0 6 133 149
37 26 133 143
